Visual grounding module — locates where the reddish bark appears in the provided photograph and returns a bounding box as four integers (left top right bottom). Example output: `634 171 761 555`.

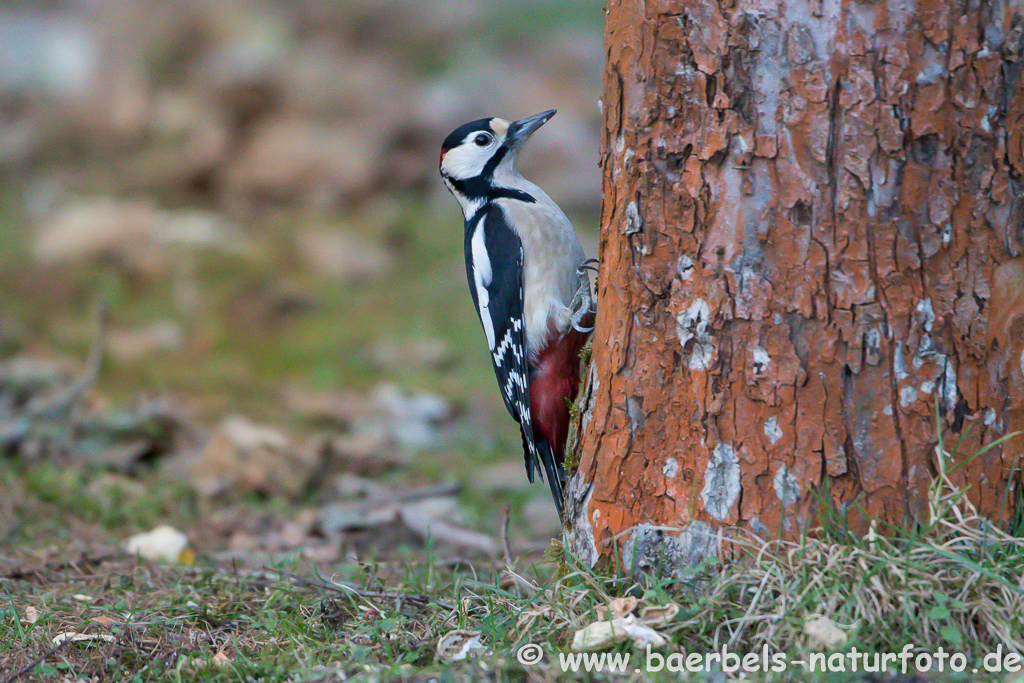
567 0 1024 572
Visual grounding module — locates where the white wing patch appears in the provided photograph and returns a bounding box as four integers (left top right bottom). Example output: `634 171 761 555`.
470 215 496 349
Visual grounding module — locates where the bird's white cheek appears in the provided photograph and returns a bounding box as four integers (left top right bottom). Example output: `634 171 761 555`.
443 147 487 179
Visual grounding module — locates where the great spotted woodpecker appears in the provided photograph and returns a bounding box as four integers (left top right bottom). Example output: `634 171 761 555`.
439 109 596 517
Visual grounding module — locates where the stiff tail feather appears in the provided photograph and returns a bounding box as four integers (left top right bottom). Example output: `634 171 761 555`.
521 429 565 519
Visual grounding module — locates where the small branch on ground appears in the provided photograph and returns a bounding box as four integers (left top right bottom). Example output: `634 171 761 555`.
2 639 71 683
261 566 456 611
501 504 514 567
25 301 108 419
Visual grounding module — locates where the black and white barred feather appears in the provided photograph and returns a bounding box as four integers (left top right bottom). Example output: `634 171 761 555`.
463 203 563 508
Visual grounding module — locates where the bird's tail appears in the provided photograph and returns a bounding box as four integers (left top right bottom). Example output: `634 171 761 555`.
522 429 565 519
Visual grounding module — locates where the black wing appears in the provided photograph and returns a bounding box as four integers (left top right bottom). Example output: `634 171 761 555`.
464 204 549 487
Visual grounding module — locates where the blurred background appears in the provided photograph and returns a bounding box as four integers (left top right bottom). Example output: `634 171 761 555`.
0 0 603 557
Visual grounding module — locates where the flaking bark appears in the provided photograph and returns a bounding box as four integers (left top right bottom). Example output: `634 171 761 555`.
568 0 1024 572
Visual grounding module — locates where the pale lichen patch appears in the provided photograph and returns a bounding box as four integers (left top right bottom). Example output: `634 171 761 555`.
751 347 770 375
864 328 882 366
773 463 800 508
893 343 908 381
676 298 714 370
625 201 642 236
621 521 716 580
941 358 957 413
701 443 740 520
565 473 598 569
916 298 935 332
678 254 694 280
663 457 679 478
764 417 783 445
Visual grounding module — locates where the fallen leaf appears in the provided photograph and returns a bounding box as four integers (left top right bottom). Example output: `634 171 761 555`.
178 652 233 669
183 415 320 498
72 594 94 603
436 629 487 662
596 596 638 620
125 525 191 563
23 606 39 624
571 615 667 650
52 632 116 645
638 602 680 627
91 615 118 626
803 615 848 649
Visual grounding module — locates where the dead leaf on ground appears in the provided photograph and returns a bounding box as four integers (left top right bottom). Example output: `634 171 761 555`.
638 602 680 627
125 525 192 563
436 629 487 662
596 595 638 621
283 385 373 426
803 614 848 649
371 383 453 450
23 605 39 624
571 615 667 650
52 632 117 645
178 415 322 498
179 651 233 668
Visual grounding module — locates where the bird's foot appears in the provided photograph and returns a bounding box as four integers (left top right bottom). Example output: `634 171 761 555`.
569 260 598 333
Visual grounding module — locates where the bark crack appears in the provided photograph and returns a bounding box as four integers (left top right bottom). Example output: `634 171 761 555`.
826 77 842 249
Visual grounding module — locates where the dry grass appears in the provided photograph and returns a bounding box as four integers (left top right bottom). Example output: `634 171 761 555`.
3 438 1022 681
450 443 1024 679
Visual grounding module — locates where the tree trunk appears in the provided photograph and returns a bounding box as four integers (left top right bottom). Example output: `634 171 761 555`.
566 0 1024 574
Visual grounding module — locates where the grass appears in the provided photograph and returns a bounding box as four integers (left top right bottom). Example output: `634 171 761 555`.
3 434 1022 681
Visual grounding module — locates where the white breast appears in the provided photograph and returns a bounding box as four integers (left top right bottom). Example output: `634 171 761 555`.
469 213 496 349
496 187 586 357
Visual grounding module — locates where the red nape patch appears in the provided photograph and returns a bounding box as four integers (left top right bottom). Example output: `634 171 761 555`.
439 149 447 166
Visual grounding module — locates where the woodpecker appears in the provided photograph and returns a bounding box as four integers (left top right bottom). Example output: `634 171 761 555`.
439 109 596 517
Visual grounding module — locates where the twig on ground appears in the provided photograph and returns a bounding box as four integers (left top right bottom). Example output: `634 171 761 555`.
24 302 107 419
501 504 514 567
2 639 71 683
261 566 456 611
392 482 461 503
400 509 499 557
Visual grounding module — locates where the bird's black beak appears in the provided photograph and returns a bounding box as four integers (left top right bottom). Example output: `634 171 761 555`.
505 109 556 147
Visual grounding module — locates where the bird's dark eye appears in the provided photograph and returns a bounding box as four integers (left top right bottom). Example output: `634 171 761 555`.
474 134 491 146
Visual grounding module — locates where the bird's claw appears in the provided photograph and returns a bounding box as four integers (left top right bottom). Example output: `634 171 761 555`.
571 317 594 333
569 262 598 333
